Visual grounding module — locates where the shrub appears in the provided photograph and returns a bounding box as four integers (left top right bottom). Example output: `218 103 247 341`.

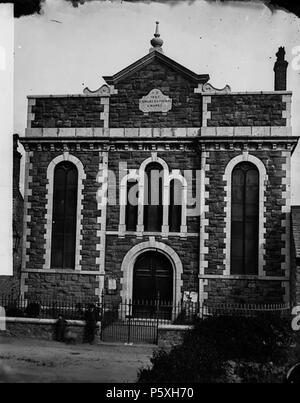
189 314 294 364
137 314 295 383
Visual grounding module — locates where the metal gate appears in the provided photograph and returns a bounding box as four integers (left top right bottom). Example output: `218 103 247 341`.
100 299 171 344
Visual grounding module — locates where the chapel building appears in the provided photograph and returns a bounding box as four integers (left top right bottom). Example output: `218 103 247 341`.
19 23 299 313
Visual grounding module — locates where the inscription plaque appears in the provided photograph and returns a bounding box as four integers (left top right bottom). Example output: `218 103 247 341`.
139 89 172 114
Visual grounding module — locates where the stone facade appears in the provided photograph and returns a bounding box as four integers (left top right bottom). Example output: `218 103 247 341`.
16 35 299 314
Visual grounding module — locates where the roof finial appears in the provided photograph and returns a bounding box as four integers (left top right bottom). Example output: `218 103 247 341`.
149 21 164 53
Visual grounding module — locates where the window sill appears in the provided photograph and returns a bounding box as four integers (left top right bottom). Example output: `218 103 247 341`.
198 274 289 281
106 230 199 238
23 268 103 275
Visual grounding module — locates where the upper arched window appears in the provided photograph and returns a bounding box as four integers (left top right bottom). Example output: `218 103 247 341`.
169 179 182 233
126 179 138 231
51 161 78 269
231 162 259 275
144 162 163 232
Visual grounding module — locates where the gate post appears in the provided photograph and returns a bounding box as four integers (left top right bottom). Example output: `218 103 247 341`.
155 292 160 344
100 289 105 341
127 299 132 344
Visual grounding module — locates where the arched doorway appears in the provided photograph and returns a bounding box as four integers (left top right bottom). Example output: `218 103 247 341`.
120 240 183 309
133 251 173 318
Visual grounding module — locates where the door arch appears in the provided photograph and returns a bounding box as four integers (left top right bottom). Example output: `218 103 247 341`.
133 251 173 303
120 240 183 308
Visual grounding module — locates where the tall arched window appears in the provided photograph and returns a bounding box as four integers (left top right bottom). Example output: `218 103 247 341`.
231 162 259 275
144 162 163 232
126 179 138 231
51 161 78 269
169 179 182 232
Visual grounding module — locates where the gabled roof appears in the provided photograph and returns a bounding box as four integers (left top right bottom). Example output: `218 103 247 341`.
103 50 210 85
292 206 300 258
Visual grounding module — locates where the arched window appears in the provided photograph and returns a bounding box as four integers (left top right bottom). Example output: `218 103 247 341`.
169 179 182 232
231 162 259 275
51 161 78 269
126 179 138 231
144 162 163 232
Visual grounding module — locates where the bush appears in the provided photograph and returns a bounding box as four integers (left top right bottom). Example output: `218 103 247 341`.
137 314 295 383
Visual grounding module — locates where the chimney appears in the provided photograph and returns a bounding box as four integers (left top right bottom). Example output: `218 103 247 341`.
274 47 288 91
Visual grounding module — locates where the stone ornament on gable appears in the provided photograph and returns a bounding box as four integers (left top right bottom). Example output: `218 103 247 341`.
139 89 172 115
194 82 231 94
83 84 110 96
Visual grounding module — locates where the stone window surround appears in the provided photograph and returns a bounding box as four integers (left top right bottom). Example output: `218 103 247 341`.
20 150 33 299
199 150 209 309
95 151 109 298
118 153 187 238
281 150 291 303
223 152 267 277
120 238 183 306
43 152 86 271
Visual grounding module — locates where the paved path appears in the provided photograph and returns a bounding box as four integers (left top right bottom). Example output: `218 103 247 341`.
0 336 156 383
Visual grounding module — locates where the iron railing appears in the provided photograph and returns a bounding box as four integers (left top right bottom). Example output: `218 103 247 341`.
0 295 100 320
0 294 291 323
200 302 291 318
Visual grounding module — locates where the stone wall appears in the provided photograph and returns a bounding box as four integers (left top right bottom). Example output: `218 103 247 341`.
31 97 104 128
28 92 289 130
25 272 99 300
1 318 100 343
109 58 202 128
207 94 286 127
205 279 285 305
157 325 192 351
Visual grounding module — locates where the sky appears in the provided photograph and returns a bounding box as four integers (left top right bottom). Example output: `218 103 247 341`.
10 0 300 204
